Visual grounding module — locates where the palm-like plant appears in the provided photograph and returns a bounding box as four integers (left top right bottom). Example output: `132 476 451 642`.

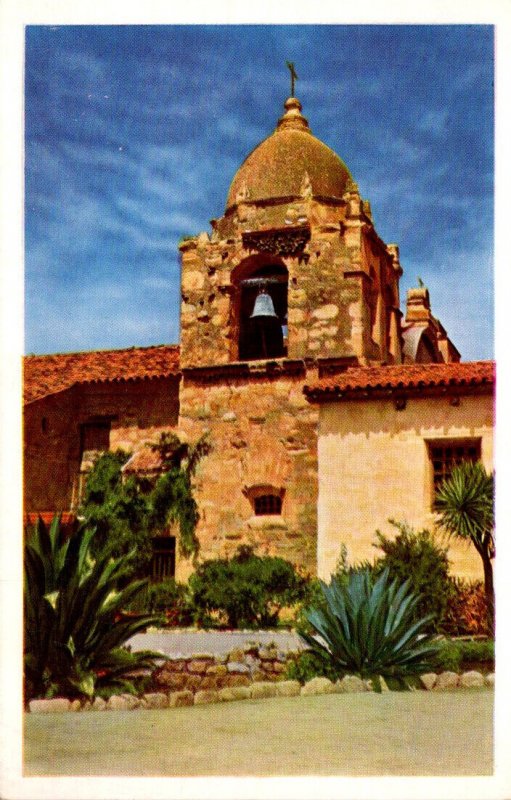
24 516 165 702
434 461 495 630
299 568 439 690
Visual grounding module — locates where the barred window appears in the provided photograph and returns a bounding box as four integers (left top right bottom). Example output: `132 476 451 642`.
429 439 481 493
254 494 282 516
151 536 176 581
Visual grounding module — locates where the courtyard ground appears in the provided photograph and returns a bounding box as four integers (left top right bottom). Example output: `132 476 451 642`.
24 688 493 777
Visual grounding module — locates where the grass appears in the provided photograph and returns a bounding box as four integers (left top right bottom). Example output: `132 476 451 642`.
24 689 493 777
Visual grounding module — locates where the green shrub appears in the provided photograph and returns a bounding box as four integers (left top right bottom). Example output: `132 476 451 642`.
79 433 210 577
189 545 309 629
434 638 494 673
24 516 165 702
124 580 193 626
373 521 454 632
285 650 339 685
299 568 439 690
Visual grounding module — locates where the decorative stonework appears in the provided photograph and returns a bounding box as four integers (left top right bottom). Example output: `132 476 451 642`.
242 226 310 257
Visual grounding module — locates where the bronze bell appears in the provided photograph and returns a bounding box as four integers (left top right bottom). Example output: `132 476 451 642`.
250 289 278 319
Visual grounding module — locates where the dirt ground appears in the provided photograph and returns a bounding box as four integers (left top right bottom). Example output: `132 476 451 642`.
24 688 493 777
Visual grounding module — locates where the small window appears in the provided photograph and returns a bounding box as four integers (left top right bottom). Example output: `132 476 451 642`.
254 494 282 516
151 536 176 581
428 439 481 494
41 417 49 434
80 421 111 456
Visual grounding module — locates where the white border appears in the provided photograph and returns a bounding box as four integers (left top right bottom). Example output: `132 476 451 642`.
2 2 510 799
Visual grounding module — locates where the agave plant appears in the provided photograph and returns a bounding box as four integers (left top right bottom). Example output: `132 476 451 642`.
24 515 165 701
299 568 439 690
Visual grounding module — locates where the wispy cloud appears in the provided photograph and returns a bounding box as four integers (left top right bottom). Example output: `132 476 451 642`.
24 25 493 358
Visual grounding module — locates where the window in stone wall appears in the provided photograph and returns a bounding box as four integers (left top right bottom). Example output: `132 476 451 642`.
73 419 112 507
80 420 111 455
427 438 481 497
151 536 176 581
254 493 283 516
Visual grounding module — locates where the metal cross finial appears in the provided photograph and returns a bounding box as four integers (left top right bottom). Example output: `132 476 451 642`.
286 61 298 96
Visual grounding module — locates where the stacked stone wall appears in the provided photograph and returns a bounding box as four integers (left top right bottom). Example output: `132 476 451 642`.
178 369 319 578
152 644 294 693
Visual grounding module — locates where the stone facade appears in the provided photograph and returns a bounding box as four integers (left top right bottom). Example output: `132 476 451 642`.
177 366 319 578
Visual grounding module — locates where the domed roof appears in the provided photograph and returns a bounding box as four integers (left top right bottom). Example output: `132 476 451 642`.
226 97 352 210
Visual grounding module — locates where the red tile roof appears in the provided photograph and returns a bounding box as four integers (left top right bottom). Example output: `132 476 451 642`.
24 344 180 405
305 360 495 401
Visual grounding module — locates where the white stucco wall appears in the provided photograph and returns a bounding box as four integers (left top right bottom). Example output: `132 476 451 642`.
317 393 494 581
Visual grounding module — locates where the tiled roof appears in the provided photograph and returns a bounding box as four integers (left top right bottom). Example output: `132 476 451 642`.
24 344 180 405
305 360 495 401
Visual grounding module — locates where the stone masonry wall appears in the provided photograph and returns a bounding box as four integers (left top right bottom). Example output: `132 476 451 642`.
177 368 319 579
24 377 180 513
179 189 401 370
152 643 295 693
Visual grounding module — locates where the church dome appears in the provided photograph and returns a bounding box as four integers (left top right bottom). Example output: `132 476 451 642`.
226 97 352 211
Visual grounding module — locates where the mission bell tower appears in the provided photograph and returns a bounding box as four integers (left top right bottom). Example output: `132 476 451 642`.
176 90 457 578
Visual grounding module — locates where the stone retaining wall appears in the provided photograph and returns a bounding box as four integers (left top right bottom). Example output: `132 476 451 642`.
27 645 494 714
152 643 292 693
27 669 495 714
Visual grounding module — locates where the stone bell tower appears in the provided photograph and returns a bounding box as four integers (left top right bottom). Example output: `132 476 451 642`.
179 96 404 372
174 92 414 578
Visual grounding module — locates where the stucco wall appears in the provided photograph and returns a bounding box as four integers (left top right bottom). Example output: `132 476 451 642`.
317 393 493 581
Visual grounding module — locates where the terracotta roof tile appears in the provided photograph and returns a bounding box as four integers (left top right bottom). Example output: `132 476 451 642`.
24 344 180 405
305 361 495 401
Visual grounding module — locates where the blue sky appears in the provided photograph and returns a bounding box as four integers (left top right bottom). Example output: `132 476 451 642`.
24 24 494 360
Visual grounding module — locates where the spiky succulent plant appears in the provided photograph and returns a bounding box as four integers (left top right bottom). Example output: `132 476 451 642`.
299 568 439 690
24 516 165 701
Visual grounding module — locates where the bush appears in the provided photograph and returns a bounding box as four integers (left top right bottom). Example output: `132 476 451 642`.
442 578 490 637
299 568 439 690
285 650 339 685
124 580 193 627
24 516 165 702
79 433 210 578
373 521 454 632
434 638 494 673
189 545 309 629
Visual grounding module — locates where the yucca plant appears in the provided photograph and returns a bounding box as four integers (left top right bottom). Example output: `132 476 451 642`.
299 568 439 691
434 462 494 632
24 515 165 702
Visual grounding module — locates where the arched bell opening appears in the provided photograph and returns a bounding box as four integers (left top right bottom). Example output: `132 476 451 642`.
233 258 288 361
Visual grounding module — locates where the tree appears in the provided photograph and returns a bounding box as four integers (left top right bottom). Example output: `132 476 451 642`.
79 432 210 577
434 462 495 631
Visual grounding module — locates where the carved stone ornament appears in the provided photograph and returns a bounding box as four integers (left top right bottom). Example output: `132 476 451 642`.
242 225 310 256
